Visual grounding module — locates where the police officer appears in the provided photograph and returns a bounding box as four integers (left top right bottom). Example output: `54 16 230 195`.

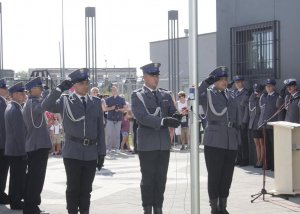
22 77 52 214
4 82 27 210
198 66 239 214
232 75 250 166
277 78 300 123
42 68 106 214
248 84 264 168
131 63 180 214
0 78 9 205
257 78 279 171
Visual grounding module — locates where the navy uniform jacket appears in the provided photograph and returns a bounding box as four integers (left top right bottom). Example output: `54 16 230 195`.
233 88 249 126
257 92 279 129
42 90 106 161
0 96 7 150
277 91 300 123
198 81 239 150
4 101 26 156
22 95 52 152
131 86 177 151
248 93 261 130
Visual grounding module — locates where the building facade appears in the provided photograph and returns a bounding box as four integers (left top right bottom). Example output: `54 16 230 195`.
217 0 300 86
150 32 216 92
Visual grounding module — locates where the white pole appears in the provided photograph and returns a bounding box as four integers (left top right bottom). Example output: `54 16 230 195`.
61 0 65 80
189 0 200 213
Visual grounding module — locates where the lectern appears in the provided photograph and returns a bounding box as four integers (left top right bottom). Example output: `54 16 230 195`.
268 121 300 195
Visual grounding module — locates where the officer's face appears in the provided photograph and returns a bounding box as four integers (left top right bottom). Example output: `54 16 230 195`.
12 91 26 104
234 80 244 89
30 86 43 97
214 77 228 91
144 74 159 90
0 88 8 97
265 84 275 93
287 85 297 94
74 80 90 96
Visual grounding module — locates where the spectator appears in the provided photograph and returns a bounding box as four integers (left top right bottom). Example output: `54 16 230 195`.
49 117 62 155
120 111 132 152
90 87 99 97
177 91 190 150
105 86 126 152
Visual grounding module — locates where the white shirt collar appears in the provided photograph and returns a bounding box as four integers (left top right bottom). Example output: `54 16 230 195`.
74 92 88 102
11 100 23 109
238 88 244 92
268 91 275 96
291 92 298 97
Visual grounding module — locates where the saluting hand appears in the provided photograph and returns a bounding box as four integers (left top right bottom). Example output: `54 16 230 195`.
204 75 219 85
57 80 73 91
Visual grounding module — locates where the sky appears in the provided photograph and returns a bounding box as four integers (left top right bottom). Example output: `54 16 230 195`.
0 0 216 73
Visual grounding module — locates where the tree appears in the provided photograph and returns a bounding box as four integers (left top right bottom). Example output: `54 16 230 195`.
15 71 29 80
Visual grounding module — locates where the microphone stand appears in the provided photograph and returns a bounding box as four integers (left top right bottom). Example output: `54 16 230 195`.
251 95 300 203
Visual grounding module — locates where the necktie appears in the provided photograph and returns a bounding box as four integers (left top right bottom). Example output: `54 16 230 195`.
221 91 227 101
81 97 87 111
152 91 159 106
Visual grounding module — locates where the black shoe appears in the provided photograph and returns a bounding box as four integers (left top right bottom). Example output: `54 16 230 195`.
219 198 229 214
35 205 49 214
180 145 185 151
0 193 9 204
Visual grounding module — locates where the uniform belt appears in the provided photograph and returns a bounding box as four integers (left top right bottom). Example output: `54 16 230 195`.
208 121 238 128
67 136 96 146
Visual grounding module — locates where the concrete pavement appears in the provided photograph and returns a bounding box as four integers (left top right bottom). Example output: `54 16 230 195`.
1 145 300 213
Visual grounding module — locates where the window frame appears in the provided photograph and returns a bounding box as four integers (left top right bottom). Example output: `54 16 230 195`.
230 20 280 81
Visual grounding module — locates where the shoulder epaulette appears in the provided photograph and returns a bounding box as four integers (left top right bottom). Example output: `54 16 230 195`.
61 93 69 97
158 88 172 94
133 88 143 93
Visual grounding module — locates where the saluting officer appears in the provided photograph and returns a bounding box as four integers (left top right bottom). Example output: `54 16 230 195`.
131 63 180 214
198 66 239 214
0 78 9 205
42 68 106 214
257 78 279 171
277 78 300 123
232 75 250 166
4 82 27 210
22 77 52 214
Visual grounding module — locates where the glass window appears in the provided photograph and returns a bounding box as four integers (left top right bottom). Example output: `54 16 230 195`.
231 21 280 81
